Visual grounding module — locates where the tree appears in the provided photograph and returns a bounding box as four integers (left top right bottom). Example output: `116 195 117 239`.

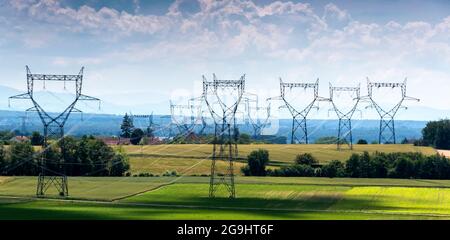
59 136 79 176
357 139 368 144
294 153 317 166
369 154 388 178
0 131 15 143
422 119 450 149
393 157 414 178
89 139 115 176
9 141 36 176
120 113 134 138
77 136 93 175
109 147 130 176
30 131 44 146
322 160 345 178
238 133 251 144
42 144 62 174
130 128 145 145
242 149 270 176
271 164 315 177
345 153 361 177
435 123 450 149
359 151 371 178
0 145 6 175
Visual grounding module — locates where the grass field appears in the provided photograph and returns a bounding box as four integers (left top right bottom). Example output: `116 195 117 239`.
0 144 443 220
2 176 450 219
120 144 436 175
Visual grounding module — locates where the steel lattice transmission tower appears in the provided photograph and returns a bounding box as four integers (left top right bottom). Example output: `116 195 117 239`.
276 78 328 144
203 74 245 198
363 78 419 144
329 83 361 150
188 96 210 136
243 94 271 139
132 113 157 138
170 101 196 138
9 66 100 197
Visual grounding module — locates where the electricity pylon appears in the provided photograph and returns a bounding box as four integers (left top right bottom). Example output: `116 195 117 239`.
203 74 245 198
276 78 328 144
170 100 196 139
9 66 100 197
329 83 361 150
243 94 271 139
188 96 211 136
363 78 419 144
131 112 157 138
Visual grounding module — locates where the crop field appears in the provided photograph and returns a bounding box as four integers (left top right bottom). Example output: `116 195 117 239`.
2 176 450 220
121 144 436 175
0 144 444 220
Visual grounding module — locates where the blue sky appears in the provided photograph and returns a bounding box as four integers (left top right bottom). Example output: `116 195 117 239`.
0 0 449 117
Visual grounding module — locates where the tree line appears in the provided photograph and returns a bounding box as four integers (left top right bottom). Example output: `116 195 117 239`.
0 136 129 176
416 119 450 150
242 149 450 179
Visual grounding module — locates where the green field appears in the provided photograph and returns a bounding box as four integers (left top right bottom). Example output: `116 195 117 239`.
0 144 444 220
122 144 436 175
2 176 450 219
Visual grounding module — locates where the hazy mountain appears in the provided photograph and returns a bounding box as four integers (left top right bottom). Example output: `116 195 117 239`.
0 85 448 120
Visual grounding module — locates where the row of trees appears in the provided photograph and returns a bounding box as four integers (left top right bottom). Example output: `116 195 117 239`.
242 149 450 179
0 136 129 176
418 119 450 150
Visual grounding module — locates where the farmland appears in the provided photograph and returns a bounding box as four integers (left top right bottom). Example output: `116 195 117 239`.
0 144 446 220
2 176 450 219
121 144 436 175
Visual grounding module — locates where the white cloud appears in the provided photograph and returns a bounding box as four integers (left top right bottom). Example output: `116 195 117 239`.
1 0 450 110
323 3 350 22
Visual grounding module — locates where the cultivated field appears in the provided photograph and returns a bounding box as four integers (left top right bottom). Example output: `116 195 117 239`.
0 144 444 220
2 176 450 219
120 144 436 175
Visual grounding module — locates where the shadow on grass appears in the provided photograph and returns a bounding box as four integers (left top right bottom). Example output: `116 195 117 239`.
1 196 449 220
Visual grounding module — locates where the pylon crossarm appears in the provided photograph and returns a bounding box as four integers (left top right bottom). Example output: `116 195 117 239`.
78 94 100 101
404 96 420 102
9 93 31 100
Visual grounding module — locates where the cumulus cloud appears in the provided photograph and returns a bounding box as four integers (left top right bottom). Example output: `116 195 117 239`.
1 0 450 109
7 0 172 35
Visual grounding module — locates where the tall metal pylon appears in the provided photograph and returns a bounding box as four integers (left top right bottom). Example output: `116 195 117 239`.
329 83 361 150
275 78 328 144
243 94 271 139
188 96 211 136
131 112 157 138
203 74 245 198
363 78 419 144
170 101 196 139
9 66 100 197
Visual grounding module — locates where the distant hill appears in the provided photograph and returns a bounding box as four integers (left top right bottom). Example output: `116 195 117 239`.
0 84 448 120
0 109 427 143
